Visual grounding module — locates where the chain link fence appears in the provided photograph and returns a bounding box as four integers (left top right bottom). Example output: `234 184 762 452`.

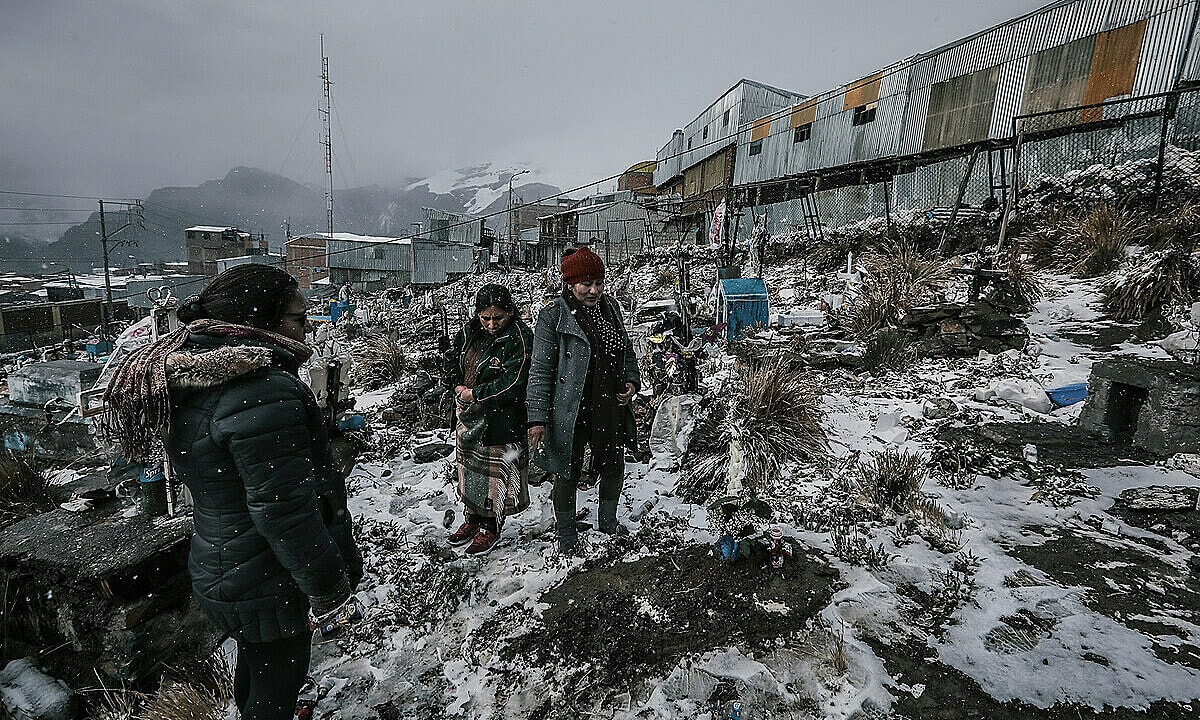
736 86 1200 243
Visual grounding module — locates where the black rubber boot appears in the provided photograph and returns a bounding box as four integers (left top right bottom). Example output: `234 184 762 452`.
598 500 629 535
556 511 579 553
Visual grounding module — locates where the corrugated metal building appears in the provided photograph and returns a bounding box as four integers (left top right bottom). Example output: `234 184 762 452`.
411 239 480 285
654 79 805 190
534 191 667 268
737 0 1200 188
415 208 486 284
324 233 413 291
727 0 1200 231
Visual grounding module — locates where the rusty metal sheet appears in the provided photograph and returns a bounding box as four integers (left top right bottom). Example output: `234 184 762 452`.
790 98 818 128
751 116 771 141
1081 19 1147 120
843 73 883 110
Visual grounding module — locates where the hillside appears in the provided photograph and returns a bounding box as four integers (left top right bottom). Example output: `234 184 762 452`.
21 165 560 273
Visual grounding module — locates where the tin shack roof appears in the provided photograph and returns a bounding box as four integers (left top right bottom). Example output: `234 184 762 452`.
718 277 768 298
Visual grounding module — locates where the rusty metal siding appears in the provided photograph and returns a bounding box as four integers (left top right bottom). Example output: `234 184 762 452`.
656 80 801 189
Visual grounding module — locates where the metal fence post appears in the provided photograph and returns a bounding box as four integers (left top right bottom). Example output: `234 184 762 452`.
1153 92 1179 212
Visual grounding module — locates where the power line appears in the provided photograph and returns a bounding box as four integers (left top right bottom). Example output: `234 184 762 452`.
0 221 92 226
0 207 94 212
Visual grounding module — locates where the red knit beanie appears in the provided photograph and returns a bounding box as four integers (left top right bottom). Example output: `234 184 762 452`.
561 247 605 285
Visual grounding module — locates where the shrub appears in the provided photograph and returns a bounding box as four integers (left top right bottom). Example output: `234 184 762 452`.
353 332 407 390
0 455 55 528
1102 246 1200 322
859 329 917 373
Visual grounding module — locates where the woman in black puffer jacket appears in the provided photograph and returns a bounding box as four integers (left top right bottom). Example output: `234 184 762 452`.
101 265 361 720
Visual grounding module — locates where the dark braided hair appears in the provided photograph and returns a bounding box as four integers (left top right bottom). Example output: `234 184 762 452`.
100 264 300 461
177 264 298 329
474 283 517 315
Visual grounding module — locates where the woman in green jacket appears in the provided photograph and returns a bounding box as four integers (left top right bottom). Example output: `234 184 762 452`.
444 283 533 555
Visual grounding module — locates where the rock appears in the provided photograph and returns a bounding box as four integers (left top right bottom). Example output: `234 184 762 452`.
410 441 451 463
994 379 1052 414
1116 485 1198 511
0 659 72 720
1166 453 1200 477
922 397 959 420
1160 330 1199 362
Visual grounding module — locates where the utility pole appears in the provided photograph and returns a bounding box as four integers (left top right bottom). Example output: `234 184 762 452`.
507 169 530 271
99 200 111 331
97 200 142 336
320 35 334 238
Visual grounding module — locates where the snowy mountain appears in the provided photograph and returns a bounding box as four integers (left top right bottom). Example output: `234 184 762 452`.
403 163 563 215
7 165 561 274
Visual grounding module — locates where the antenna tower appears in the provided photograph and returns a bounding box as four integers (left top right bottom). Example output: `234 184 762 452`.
320 35 334 238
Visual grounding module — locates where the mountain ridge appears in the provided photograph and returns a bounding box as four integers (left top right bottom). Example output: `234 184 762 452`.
2 165 562 274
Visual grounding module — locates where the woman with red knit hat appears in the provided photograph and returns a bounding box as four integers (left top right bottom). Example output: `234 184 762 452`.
526 247 641 552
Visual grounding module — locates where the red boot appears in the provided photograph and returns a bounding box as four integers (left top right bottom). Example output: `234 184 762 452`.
448 520 479 545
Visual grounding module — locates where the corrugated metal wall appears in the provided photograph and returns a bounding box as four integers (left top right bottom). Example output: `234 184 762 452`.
326 237 412 272
732 0 1198 189
411 240 477 284
654 81 802 188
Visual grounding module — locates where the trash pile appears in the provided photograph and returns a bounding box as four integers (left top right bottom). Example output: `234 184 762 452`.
10 172 1200 718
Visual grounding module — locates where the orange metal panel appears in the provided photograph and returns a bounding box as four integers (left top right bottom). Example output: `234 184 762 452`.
790 98 818 128
1081 20 1146 121
843 73 882 110
750 116 771 141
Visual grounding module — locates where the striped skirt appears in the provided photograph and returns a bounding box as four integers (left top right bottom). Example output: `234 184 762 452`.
455 400 530 526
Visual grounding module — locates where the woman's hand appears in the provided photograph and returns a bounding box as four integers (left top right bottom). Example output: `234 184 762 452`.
455 386 474 403
617 382 636 405
527 425 545 452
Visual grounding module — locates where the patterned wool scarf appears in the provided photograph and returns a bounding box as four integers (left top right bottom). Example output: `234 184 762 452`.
564 292 629 449
99 319 312 462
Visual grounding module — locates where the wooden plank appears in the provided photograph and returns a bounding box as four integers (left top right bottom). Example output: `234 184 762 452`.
843 73 882 110
1081 20 1146 122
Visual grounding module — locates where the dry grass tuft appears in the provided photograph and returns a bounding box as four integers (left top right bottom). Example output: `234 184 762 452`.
1102 245 1200 322
0 454 56 528
1146 201 1200 252
845 448 928 516
859 329 917 374
678 357 827 503
353 332 408 390
1025 202 1139 277
843 240 949 340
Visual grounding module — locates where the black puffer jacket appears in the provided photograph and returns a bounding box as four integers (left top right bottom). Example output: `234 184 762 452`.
162 332 362 643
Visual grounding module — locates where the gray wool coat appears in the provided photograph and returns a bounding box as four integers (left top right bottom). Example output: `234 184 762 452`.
526 295 641 477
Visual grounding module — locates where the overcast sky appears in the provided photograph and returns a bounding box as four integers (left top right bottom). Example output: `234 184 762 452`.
2 0 1048 201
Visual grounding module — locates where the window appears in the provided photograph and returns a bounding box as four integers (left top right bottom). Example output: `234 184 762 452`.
748 140 763 156
852 103 877 126
723 109 730 126
793 123 812 143
703 125 709 139
687 137 692 150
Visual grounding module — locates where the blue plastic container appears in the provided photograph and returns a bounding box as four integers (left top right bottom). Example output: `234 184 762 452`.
1046 382 1089 407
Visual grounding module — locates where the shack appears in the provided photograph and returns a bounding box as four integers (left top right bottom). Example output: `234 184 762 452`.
1079 356 1200 455
717 278 769 340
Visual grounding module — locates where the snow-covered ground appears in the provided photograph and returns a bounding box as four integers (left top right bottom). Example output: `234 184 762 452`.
295 257 1200 719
